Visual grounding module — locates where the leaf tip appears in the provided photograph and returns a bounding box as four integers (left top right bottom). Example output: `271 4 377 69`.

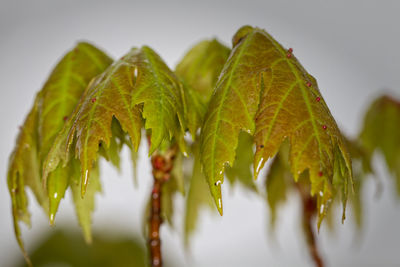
49 213 56 226
49 192 62 226
232 25 255 47
211 182 223 216
253 155 266 180
80 169 90 198
83 232 93 244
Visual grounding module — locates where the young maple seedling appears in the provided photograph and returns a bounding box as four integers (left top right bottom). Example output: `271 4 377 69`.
7 25 400 267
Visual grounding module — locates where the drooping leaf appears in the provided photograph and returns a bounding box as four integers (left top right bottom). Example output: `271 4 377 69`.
176 39 230 137
131 46 186 154
265 142 292 228
225 132 257 192
200 26 352 225
181 87 207 139
360 95 400 194
184 143 214 246
70 159 101 243
99 118 140 185
199 27 266 214
38 42 112 223
170 150 185 194
343 137 373 228
7 95 44 265
174 40 232 243
98 118 135 173
176 39 230 101
44 46 186 199
7 42 113 261
130 145 139 186
265 137 370 233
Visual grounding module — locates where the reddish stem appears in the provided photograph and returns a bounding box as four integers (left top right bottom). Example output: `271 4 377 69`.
296 184 324 267
148 146 177 267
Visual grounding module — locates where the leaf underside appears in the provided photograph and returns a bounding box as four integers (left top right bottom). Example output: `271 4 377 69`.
200 25 352 224
7 42 113 261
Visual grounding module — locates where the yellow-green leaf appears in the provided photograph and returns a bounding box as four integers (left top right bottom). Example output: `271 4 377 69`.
7 95 44 265
25 230 147 267
184 143 214 246
38 42 113 162
345 137 373 228
250 28 352 225
176 39 230 101
360 95 400 194
161 151 185 226
70 159 101 243
40 42 112 223
60 54 142 196
176 39 230 137
8 42 112 262
98 118 130 171
131 46 186 154
45 46 185 198
199 26 352 224
265 143 292 228
225 132 257 192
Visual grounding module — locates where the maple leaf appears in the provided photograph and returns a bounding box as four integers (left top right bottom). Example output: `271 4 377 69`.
44 46 186 199
200 26 352 225
7 42 113 263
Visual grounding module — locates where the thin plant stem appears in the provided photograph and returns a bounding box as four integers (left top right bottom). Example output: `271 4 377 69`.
296 183 324 267
148 145 177 267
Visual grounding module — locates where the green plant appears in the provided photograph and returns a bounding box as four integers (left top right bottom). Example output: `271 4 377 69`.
7 25 400 267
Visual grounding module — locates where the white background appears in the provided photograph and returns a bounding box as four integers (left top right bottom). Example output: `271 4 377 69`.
1 0 400 266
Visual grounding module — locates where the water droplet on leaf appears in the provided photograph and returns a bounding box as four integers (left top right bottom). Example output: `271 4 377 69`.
320 204 325 214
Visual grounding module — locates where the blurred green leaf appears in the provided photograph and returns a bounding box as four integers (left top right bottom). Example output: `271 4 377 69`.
184 143 214 246
265 142 292 228
70 159 101 243
225 132 257 192
17 230 147 267
360 95 400 194
176 39 230 137
176 39 230 101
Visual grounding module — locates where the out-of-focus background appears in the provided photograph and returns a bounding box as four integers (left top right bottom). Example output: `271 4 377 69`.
1 0 400 266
